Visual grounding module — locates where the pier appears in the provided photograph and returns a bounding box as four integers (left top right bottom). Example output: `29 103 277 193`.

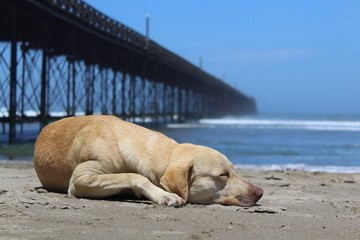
0 0 257 143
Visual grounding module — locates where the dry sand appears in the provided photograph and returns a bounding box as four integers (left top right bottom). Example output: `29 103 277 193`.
0 161 359 240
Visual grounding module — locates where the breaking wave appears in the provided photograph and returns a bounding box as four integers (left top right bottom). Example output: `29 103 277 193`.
167 117 360 132
235 163 360 174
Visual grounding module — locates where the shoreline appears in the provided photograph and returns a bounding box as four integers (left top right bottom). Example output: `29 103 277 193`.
2 159 360 174
1 161 359 239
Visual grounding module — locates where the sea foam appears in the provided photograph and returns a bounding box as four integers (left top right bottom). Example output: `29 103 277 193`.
196 118 360 132
235 163 360 174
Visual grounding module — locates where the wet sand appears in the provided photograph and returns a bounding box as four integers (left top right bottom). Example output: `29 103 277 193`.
0 161 359 239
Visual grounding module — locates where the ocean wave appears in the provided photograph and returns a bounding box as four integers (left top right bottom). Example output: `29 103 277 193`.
235 163 360 174
183 118 360 132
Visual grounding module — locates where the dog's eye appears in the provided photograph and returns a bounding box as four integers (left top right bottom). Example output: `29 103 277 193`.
219 172 230 178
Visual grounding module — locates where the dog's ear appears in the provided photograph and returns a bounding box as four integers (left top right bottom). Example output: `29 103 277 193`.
160 160 193 202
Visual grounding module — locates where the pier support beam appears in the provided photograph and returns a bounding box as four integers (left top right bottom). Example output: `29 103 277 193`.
9 7 17 144
40 27 48 129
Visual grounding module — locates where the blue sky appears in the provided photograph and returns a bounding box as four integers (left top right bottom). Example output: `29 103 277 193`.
86 0 360 115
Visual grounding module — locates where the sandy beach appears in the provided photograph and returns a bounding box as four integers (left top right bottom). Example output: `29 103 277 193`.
0 161 359 240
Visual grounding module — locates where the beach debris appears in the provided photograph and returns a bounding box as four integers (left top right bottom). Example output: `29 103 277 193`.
278 183 290 187
265 176 283 180
226 226 234 230
254 209 277 214
0 189 8 195
237 207 286 214
19 197 37 205
35 187 48 193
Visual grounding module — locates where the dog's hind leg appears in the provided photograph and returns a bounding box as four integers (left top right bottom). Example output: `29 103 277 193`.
68 161 185 207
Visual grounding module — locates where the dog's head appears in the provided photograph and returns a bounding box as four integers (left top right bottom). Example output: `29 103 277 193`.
160 144 263 206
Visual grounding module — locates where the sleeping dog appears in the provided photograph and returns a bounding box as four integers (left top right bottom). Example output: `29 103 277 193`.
34 115 263 207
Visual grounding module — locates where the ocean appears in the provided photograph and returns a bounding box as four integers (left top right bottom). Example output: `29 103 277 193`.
163 114 360 174
1 114 360 173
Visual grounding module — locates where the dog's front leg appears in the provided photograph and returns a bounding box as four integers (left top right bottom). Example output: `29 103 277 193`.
68 161 185 207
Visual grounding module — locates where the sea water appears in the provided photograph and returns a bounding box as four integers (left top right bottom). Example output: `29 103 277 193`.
164 114 360 173
1 114 360 173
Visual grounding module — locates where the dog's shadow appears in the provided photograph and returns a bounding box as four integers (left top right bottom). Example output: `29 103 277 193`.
103 193 154 205
35 186 263 208
34 186 154 205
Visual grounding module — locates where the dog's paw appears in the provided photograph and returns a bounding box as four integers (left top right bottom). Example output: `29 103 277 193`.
157 192 185 207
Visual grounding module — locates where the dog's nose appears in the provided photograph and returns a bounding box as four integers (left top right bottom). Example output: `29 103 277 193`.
249 185 263 202
254 187 263 200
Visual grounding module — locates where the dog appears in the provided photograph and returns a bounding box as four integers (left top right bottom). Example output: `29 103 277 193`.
34 115 263 207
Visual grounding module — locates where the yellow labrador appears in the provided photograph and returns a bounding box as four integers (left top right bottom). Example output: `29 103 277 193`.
34 115 263 207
